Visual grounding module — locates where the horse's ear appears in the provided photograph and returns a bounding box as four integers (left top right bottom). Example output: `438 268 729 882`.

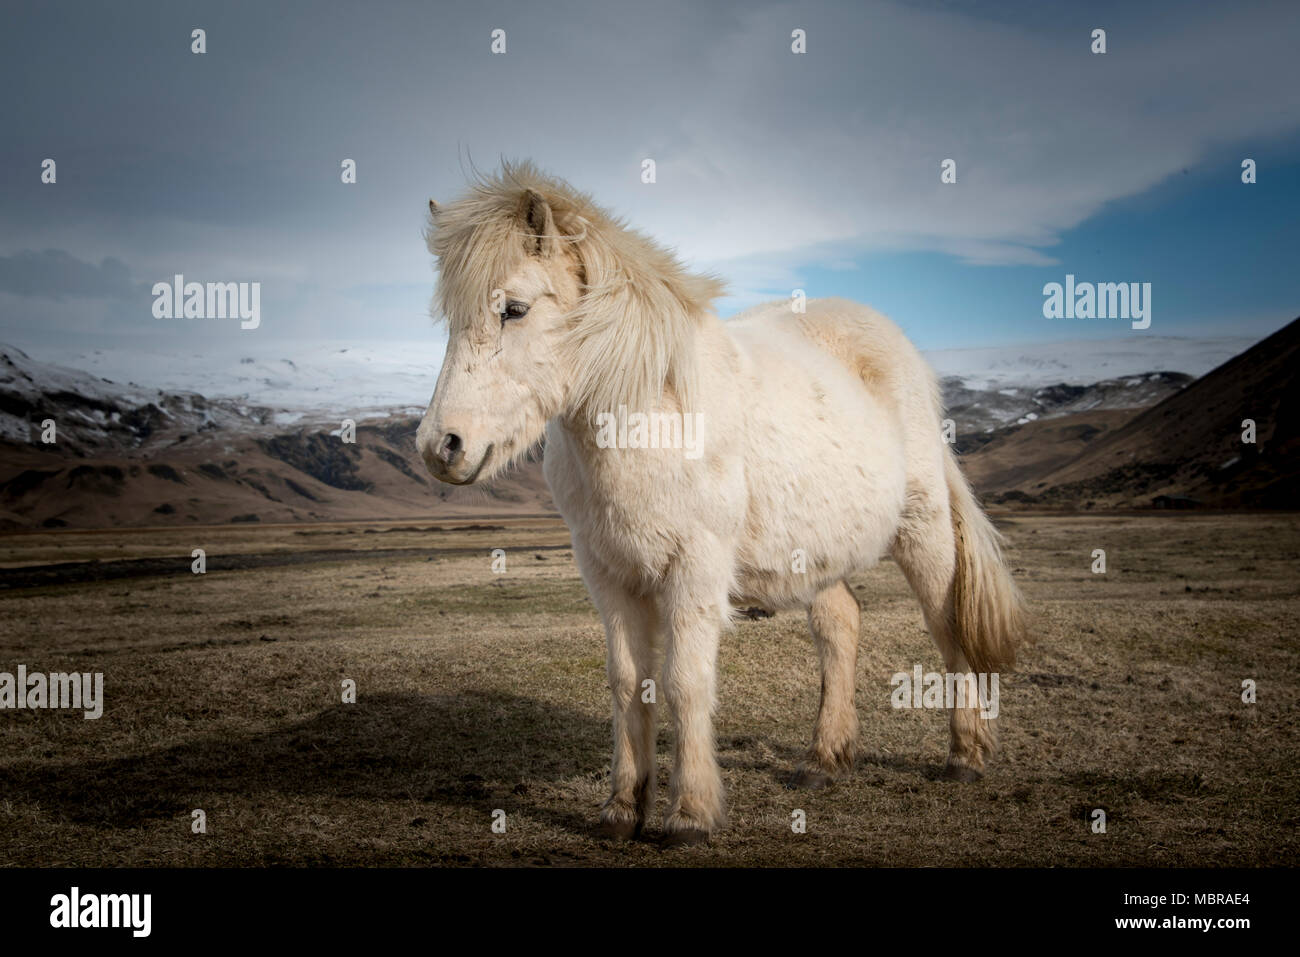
428 198 439 216
519 188 557 257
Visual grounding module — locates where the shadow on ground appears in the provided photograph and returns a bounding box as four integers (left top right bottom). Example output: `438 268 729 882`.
1 691 608 828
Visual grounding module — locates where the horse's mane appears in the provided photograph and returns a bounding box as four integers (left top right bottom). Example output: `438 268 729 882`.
428 160 725 418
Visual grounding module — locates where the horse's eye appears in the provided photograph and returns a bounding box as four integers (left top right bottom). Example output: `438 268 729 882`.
500 300 529 323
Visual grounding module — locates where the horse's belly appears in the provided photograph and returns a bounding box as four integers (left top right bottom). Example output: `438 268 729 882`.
732 465 905 608
732 336 908 608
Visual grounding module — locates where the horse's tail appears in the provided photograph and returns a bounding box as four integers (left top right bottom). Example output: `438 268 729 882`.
944 452 1028 676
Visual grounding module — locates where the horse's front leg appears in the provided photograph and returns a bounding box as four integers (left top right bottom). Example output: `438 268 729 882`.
583 563 660 840
660 550 731 846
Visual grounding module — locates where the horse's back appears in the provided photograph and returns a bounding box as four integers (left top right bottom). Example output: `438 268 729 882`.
730 297 952 538
733 297 940 415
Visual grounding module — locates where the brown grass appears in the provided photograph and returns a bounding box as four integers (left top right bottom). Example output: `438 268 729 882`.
1 514 1297 866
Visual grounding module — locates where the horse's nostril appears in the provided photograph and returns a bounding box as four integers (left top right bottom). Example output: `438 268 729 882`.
437 432 463 464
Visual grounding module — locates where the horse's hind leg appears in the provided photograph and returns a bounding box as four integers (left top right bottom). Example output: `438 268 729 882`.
891 503 996 780
793 580 861 788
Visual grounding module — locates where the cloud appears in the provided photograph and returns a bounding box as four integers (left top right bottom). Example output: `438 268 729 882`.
600 0 1300 269
0 0 1296 344
0 249 138 300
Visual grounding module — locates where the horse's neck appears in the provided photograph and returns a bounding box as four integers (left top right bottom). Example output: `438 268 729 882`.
551 314 738 478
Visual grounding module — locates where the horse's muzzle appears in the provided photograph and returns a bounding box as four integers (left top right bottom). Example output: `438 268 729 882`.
419 429 493 486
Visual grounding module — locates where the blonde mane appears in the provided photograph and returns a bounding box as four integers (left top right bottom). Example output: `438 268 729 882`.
428 161 725 417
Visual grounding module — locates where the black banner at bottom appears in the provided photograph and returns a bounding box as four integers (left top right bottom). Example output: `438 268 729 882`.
0 866 1281 944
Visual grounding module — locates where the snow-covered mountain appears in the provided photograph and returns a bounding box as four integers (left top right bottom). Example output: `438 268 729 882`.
0 329 1279 528
924 335 1256 391
0 343 553 529
55 340 444 417
0 344 282 451
941 371 1194 435
927 335 1255 432
4 332 1258 434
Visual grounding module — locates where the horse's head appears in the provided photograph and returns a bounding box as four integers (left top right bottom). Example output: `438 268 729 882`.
417 180 584 485
417 162 724 487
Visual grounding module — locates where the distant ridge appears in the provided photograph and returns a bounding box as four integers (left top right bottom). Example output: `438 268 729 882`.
2 318 1293 528
974 316 1300 508
0 344 554 529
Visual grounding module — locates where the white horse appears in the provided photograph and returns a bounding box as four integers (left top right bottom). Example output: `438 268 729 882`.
417 162 1027 846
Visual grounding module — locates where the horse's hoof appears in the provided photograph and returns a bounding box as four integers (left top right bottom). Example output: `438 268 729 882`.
659 827 710 849
942 763 984 783
790 767 833 790
597 817 642 842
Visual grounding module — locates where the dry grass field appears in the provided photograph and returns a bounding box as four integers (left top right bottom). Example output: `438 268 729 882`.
1 513 1297 867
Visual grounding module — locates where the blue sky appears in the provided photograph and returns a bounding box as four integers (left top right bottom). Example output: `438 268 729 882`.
791 138 1300 348
1 0 1297 368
